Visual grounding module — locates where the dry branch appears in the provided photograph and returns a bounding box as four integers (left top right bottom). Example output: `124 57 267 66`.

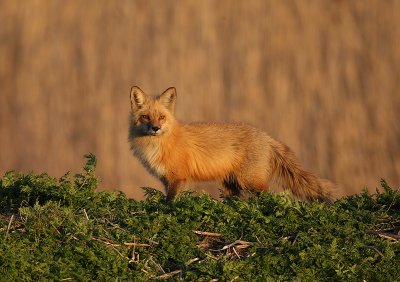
83 209 89 220
124 242 151 247
92 236 120 246
186 257 200 265
5 214 14 238
217 240 253 251
360 246 385 257
366 230 400 242
192 230 223 237
155 270 182 279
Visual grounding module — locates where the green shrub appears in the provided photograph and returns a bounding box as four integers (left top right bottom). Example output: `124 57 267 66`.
1 154 399 281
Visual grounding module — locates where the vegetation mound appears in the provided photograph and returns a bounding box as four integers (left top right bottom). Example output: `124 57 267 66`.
1 154 399 281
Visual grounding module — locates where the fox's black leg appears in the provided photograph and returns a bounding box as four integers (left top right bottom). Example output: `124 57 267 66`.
164 178 186 201
222 175 242 197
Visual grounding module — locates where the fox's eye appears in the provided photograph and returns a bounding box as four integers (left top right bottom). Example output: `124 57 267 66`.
141 115 149 120
159 115 166 120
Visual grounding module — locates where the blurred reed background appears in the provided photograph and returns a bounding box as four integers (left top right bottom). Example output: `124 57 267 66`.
1 0 399 199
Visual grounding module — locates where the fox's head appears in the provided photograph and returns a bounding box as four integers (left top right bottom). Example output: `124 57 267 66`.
129 86 177 136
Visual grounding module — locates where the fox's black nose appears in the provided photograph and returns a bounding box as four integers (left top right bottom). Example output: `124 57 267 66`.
152 126 160 132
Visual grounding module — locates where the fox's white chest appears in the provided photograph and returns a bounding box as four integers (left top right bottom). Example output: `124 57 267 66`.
133 143 166 177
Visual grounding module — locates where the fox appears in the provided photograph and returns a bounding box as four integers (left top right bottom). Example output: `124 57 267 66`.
128 86 334 203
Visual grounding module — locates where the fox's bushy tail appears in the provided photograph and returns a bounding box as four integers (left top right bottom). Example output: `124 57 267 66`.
271 142 334 203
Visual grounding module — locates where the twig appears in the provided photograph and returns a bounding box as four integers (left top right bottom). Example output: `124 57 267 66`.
83 209 89 220
235 240 253 246
385 186 400 213
293 233 300 244
155 270 182 279
366 230 400 242
186 257 200 265
101 236 117 245
192 230 223 237
110 244 129 260
108 222 126 231
124 242 151 247
92 237 120 247
360 246 385 257
91 237 129 259
129 236 137 264
50 222 61 235
282 233 299 244
231 247 241 259
79 175 89 189
5 214 14 238
134 241 138 263
149 256 165 274
218 240 253 251
145 237 160 245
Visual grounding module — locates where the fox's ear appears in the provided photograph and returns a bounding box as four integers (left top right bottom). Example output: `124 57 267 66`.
130 86 147 111
159 87 177 112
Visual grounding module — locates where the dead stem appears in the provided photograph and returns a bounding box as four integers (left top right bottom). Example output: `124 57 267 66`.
5 214 14 239
192 230 223 237
155 270 182 279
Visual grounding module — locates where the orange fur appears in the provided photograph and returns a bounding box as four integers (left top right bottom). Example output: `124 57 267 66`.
128 86 334 202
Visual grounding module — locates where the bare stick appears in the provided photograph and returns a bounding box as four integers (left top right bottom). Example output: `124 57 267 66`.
83 209 89 220
149 256 165 274
155 270 182 279
366 230 400 242
92 237 120 247
385 186 400 213
5 214 14 238
124 242 151 247
232 247 241 259
219 240 253 251
360 246 385 257
186 257 200 265
192 230 223 237
131 236 137 263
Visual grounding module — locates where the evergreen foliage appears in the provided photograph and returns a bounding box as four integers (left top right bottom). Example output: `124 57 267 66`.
1 154 399 281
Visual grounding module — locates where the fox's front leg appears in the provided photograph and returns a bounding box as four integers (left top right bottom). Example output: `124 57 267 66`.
161 177 186 201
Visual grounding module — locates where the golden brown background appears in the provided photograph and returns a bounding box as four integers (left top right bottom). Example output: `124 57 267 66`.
1 0 399 199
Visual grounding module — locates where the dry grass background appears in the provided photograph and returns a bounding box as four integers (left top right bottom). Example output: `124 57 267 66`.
0 0 399 199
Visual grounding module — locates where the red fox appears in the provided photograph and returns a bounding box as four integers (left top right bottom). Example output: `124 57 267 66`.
128 86 334 202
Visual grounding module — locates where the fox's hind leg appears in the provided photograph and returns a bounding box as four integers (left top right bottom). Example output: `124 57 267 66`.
222 175 242 197
235 169 270 194
222 173 269 198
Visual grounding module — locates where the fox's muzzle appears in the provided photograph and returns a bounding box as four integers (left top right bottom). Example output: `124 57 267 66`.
147 124 162 135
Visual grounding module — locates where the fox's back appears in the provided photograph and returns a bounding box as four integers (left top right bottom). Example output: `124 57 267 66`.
182 122 272 151
167 122 274 180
